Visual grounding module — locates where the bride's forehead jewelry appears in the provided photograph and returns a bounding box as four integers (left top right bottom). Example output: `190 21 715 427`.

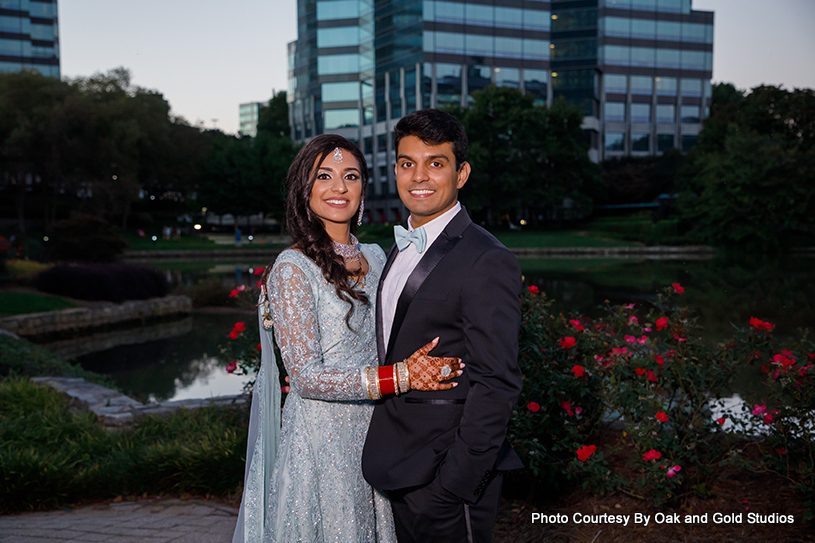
333 147 343 163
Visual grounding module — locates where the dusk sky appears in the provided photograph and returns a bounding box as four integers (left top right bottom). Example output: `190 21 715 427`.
60 0 815 134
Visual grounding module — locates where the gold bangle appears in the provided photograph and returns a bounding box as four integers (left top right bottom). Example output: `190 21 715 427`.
362 367 370 399
396 361 410 393
366 366 382 400
392 364 400 395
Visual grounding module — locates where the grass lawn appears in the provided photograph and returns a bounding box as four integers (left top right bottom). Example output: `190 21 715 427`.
0 291 78 318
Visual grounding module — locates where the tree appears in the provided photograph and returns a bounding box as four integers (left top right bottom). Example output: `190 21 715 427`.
450 85 602 226
679 85 815 251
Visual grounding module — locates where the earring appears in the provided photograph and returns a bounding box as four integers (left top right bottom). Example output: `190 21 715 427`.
357 199 364 226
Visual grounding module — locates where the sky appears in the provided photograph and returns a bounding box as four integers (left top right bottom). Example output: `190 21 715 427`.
59 0 815 135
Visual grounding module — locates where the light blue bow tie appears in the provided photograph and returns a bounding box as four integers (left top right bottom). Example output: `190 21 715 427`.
394 225 427 253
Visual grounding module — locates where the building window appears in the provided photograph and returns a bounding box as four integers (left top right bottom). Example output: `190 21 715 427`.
682 134 698 152
433 32 465 55
631 18 656 39
657 0 683 13
605 131 625 152
630 76 652 95
324 109 360 129
632 0 657 10
680 105 699 123
605 74 627 94
681 78 702 97
465 3 493 26
436 63 462 107
465 34 493 56
630 103 651 123
495 67 520 89
656 104 676 124
523 69 548 103
656 49 680 69
322 82 360 103
468 65 492 102
656 20 681 40
317 27 360 48
318 54 361 75
657 134 675 152
631 133 650 152
495 37 523 59
523 8 550 31
603 17 630 38
435 1 465 24
317 0 361 21
495 7 523 29
605 102 625 122
656 76 677 96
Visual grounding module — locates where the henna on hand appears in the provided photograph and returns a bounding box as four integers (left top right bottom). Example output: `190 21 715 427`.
405 337 464 391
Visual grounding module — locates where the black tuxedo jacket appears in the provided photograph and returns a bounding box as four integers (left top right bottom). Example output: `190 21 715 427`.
361 207 523 504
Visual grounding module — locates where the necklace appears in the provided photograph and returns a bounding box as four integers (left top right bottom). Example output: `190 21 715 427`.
332 234 361 264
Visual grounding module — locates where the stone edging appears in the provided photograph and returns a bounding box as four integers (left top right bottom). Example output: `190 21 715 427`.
0 295 192 337
509 245 716 258
31 377 247 427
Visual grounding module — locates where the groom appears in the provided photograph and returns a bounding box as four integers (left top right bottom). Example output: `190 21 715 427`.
362 109 523 542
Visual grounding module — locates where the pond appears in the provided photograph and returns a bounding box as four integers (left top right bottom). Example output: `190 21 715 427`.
48 253 815 405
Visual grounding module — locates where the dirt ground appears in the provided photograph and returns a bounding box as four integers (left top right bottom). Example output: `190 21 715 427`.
493 468 814 543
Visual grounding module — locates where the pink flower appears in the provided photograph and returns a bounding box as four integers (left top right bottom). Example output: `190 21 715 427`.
611 347 629 356
527 402 541 412
656 317 668 331
647 370 657 382
559 337 577 349
637 335 648 344
576 445 597 462
654 355 665 366
764 414 774 424
751 404 767 415
625 335 637 343
528 285 539 294
667 465 682 478
574 406 583 415
594 355 604 364
655 412 669 422
571 365 585 378
672 283 684 295
643 449 662 461
569 319 584 331
237 285 247 291
628 316 639 326
226 362 238 373
561 401 574 416
625 303 636 309
643 327 652 332
281 385 290 393
674 333 687 342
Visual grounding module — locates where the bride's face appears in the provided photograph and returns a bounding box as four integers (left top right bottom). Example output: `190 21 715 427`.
308 148 362 229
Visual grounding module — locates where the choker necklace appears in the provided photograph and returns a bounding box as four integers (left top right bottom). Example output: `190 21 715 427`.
332 234 361 263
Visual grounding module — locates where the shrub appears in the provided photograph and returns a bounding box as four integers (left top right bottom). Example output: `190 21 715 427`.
46 214 128 262
0 335 113 385
33 262 170 302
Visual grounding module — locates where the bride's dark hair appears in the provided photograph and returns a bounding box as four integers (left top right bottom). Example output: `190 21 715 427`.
266 134 369 327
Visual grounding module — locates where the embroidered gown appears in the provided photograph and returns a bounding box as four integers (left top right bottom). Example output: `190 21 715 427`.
233 244 396 543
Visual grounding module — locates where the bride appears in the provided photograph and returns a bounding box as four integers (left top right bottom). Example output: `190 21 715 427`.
233 134 463 542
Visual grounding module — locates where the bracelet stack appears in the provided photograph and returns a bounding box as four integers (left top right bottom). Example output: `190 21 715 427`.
364 361 411 400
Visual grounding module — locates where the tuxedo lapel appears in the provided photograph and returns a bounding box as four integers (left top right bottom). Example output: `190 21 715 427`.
376 244 399 365
384 209 472 364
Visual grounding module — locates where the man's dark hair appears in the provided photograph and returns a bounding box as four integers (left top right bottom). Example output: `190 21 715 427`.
393 109 468 170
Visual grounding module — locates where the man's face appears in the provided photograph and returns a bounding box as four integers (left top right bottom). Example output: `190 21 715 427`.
394 135 470 228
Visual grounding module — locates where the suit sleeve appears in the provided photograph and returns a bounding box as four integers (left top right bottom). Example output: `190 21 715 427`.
437 246 523 502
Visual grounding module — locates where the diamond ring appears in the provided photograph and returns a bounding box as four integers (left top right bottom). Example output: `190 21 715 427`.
440 365 452 378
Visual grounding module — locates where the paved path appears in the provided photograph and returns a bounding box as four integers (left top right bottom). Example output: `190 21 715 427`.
0 498 238 543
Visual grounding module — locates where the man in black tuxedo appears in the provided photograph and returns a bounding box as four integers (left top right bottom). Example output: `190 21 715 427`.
362 109 523 543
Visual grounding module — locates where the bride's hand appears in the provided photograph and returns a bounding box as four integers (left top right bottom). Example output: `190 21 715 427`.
405 337 464 391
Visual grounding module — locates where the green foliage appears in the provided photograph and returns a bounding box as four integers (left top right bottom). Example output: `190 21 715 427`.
449 85 602 226
0 377 249 512
0 291 77 318
512 284 814 509
0 335 113 385
46 213 128 261
680 85 815 251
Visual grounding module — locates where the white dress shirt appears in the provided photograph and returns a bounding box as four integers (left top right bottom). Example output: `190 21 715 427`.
381 202 462 350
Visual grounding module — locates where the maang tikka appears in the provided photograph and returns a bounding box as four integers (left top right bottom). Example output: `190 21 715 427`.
333 147 343 163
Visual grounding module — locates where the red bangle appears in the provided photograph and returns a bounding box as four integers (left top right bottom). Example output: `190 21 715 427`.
378 365 396 396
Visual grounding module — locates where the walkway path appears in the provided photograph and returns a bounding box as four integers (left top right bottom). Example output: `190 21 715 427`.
0 498 238 543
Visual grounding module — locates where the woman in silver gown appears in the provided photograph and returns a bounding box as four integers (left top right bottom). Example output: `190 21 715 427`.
233 134 462 543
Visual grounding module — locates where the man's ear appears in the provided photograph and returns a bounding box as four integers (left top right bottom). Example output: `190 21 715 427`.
456 161 471 189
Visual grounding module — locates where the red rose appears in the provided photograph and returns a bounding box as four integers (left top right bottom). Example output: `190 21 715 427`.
749 317 775 331
228 330 239 340
635 368 646 376
233 322 246 332
569 319 584 331
257 343 262 351
716 417 726 425
226 362 238 373
764 414 774 424
527 402 541 412
528 285 539 294
656 317 668 331
559 337 577 349
253 267 265 276
647 370 658 382
655 412 668 422
576 445 597 462
571 365 585 377
229 289 239 298
654 355 665 366
643 449 662 461
672 283 684 295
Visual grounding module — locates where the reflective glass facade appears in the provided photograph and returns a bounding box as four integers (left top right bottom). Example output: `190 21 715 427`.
290 0 713 221
0 0 59 77
239 102 263 137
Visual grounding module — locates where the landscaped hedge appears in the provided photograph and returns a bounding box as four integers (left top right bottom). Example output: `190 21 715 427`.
33 262 170 303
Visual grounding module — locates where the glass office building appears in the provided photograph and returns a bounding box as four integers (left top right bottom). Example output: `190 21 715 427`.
289 0 713 222
239 102 265 137
0 0 60 78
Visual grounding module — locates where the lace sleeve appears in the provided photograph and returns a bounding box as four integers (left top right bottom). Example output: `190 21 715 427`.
269 260 368 401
